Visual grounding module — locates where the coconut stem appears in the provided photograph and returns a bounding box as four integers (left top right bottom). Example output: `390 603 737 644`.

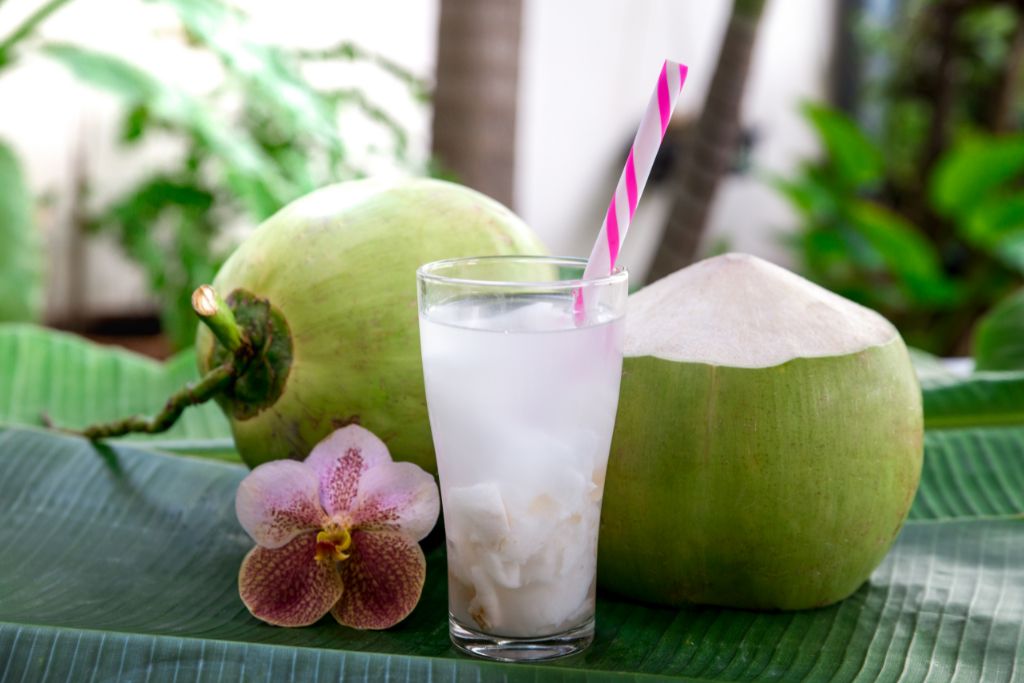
192 285 246 354
44 285 254 442
47 363 236 440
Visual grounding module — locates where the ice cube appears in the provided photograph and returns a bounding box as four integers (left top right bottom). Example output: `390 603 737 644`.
481 552 522 589
444 482 510 545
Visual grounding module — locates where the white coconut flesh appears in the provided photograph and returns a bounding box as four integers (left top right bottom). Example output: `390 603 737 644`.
626 253 899 369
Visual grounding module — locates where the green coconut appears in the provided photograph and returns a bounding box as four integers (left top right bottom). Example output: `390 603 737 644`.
68 178 545 472
597 253 923 610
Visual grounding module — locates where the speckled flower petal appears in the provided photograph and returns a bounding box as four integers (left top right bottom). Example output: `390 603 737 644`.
305 425 392 517
330 530 426 630
236 460 328 548
238 532 343 627
352 461 440 541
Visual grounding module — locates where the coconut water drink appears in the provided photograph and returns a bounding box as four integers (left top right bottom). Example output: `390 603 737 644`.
419 295 625 640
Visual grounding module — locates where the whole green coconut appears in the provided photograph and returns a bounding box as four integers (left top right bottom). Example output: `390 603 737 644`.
196 178 546 471
598 253 923 610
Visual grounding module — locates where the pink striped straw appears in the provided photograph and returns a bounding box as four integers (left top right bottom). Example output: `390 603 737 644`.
575 59 688 319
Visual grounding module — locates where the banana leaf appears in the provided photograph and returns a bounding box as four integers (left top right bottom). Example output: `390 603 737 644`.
0 324 234 458
923 371 1024 430
915 427 1024 520
0 424 1022 682
2 325 1023 680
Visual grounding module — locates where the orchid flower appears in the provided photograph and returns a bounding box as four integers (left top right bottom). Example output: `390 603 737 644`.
235 425 440 629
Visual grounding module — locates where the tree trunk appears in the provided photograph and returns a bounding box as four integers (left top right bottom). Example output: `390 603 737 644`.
921 3 959 177
431 0 522 207
647 0 768 282
989 8 1024 133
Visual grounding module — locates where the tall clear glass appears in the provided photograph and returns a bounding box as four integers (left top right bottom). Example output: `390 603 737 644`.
417 256 628 662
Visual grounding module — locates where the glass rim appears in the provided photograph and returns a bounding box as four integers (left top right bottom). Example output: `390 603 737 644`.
416 255 627 290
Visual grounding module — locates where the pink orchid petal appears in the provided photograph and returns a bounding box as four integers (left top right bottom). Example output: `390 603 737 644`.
305 425 392 517
236 459 328 548
238 532 343 627
352 461 440 542
330 530 426 630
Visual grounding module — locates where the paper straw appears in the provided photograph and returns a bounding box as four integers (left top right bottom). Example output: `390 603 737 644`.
575 59 688 319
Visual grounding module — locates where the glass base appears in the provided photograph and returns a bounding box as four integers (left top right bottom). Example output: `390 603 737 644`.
449 616 594 662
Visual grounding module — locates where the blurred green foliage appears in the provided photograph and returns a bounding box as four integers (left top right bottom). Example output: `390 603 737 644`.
2 0 427 347
973 287 1024 370
779 0 1024 355
51 0 428 348
0 0 69 323
0 141 42 323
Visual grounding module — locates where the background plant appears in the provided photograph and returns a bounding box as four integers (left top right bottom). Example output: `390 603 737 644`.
2 0 428 348
0 0 64 323
778 0 1024 355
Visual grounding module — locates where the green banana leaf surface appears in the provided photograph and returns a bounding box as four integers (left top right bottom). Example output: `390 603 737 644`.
922 371 1024 430
1 325 1023 681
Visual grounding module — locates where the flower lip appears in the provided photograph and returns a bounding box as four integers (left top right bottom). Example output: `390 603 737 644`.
315 527 353 563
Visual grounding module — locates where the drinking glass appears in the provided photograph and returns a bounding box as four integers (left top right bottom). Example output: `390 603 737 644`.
417 256 628 661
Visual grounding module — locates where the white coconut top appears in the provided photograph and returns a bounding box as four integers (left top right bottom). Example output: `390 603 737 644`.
626 253 899 368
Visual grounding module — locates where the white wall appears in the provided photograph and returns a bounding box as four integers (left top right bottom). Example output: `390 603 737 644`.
516 0 838 280
0 0 834 319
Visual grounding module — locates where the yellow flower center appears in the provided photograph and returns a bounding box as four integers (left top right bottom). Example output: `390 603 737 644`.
314 526 352 563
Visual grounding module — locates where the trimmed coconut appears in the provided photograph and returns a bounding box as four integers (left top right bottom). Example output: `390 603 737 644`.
598 253 923 611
